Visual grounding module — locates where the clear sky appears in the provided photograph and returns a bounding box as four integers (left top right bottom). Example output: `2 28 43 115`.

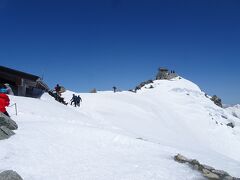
0 0 239 104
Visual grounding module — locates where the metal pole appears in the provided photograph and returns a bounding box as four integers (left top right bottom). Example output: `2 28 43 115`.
15 103 17 116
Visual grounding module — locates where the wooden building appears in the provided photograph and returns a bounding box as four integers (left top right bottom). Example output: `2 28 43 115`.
0 66 49 98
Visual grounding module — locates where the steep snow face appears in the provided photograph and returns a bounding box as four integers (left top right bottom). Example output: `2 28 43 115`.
1 77 240 180
225 104 240 119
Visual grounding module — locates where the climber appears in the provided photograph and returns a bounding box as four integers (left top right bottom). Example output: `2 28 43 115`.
0 84 10 117
70 94 77 107
113 86 117 93
76 95 82 107
55 84 61 95
4 83 14 95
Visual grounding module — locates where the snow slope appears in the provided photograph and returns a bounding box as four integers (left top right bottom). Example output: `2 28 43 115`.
225 104 240 119
1 77 240 180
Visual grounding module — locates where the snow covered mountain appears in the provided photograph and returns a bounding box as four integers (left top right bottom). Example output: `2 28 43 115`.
1 77 240 180
225 104 240 119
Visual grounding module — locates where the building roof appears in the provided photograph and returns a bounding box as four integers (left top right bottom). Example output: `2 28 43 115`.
159 67 168 71
0 66 40 81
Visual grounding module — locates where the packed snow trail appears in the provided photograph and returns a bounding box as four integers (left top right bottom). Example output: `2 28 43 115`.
0 77 240 179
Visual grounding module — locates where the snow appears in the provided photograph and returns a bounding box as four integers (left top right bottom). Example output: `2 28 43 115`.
225 104 240 119
1 77 240 179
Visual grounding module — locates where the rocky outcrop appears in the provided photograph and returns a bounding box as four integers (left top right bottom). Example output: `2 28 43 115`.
90 88 97 93
0 113 18 140
0 126 15 140
0 170 23 180
0 113 18 130
227 122 234 128
174 154 239 180
134 80 153 91
211 95 223 108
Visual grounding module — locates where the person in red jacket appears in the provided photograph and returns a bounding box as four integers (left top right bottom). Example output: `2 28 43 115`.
0 84 10 117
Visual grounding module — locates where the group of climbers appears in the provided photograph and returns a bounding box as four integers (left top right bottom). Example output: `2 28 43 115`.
48 84 68 105
1 81 83 119
49 84 82 107
70 94 82 107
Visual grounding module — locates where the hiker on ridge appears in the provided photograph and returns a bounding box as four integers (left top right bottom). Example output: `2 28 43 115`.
113 86 117 93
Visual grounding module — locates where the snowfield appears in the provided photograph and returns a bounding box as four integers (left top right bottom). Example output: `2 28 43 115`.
1 77 240 180
225 104 240 119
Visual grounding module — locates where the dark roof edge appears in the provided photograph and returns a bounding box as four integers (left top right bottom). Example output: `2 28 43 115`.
0 65 40 80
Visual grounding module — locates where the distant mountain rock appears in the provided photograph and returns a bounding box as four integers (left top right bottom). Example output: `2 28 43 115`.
225 104 240 119
210 95 223 108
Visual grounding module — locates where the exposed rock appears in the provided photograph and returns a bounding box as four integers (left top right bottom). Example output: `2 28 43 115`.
0 170 23 180
201 164 215 171
203 171 219 179
0 126 15 140
174 154 192 163
223 176 234 180
202 168 211 174
0 113 18 141
174 154 239 180
193 164 199 170
226 122 234 128
211 95 223 108
134 80 153 91
90 88 97 93
211 169 229 177
0 113 18 130
221 115 228 119
190 159 200 166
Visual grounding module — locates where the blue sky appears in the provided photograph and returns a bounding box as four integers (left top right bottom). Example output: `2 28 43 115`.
0 0 239 104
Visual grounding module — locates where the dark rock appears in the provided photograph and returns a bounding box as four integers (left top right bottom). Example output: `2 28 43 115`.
201 164 215 171
134 80 153 91
190 159 200 166
211 95 223 108
193 164 199 170
223 176 234 180
174 154 239 180
232 112 239 118
90 88 97 93
211 169 229 177
203 171 220 179
226 123 234 128
174 154 192 163
0 126 15 140
0 170 23 180
221 115 228 119
0 113 18 130
202 168 211 174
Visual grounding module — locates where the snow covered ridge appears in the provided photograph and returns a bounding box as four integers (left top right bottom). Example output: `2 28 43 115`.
225 104 240 119
1 77 240 180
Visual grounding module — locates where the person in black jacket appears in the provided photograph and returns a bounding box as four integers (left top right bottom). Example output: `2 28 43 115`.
70 94 77 107
76 95 82 107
